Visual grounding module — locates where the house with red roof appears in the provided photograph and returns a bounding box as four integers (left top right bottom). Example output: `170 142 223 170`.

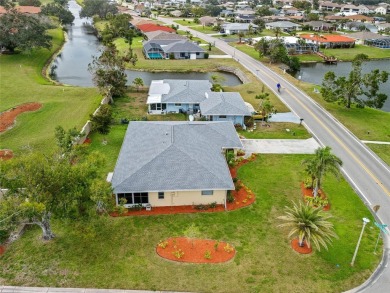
137 23 176 33
299 34 355 48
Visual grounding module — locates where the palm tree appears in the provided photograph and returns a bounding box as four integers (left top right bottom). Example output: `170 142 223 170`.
273 27 282 39
303 146 342 197
278 201 338 250
132 77 144 92
238 31 245 43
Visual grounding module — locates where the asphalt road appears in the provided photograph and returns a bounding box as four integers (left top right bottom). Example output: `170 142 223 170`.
159 18 390 292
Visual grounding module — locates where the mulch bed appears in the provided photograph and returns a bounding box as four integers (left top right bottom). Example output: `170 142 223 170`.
291 238 312 254
0 102 42 133
83 137 92 145
300 182 330 211
0 149 13 161
0 245 5 256
111 156 257 217
156 237 235 263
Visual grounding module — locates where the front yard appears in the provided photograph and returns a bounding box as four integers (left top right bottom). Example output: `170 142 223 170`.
0 155 381 292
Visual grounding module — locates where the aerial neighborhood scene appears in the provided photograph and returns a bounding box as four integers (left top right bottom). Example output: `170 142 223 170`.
1 0 390 292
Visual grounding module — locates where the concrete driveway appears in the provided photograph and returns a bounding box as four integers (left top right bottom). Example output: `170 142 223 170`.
241 138 320 154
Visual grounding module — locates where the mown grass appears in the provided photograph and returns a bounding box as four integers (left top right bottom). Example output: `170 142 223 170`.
0 155 381 292
239 122 311 139
322 45 390 61
365 144 390 166
0 28 101 153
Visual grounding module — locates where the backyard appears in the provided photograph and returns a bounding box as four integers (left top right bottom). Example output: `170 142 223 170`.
0 28 101 153
0 154 382 292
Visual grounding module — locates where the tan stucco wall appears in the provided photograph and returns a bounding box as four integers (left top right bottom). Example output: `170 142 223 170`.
149 190 227 207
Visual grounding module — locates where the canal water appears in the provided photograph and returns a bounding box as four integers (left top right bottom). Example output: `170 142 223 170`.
50 1 242 87
299 60 390 112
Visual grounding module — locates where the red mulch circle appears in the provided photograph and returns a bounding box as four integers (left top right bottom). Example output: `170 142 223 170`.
111 156 256 217
156 237 235 263
0 149 13 161
291 238 312 254
0 246 5 256
83 137 92 144
300 182 330 211
0 102 42 133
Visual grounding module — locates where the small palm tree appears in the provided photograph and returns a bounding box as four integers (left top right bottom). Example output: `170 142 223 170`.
278 201 338 251
302 146 342 197
273 27 282 39
132 77 144 92
238 32 245 43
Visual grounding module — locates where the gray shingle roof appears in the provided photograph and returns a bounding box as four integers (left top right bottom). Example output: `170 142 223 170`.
158 79 212 104
200 92 252 116
111 121 243 193
164 40 205 53
145 31 187 40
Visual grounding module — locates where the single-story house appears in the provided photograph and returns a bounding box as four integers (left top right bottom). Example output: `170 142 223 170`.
110 121 243 208
221 23 258 34
345 31 390 45
144 31 186 41
143 39 205 59
137 23 176 33
147 80 212 114
200 92 251 127
299 34 355 48
303 21 334 31
319 1 343 11
199 16 218 26
265 21 302 31
345 22 378 33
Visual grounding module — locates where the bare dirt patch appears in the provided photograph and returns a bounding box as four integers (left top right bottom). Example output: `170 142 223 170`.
0 102 42 133
156 237 235 263
0 149 13 160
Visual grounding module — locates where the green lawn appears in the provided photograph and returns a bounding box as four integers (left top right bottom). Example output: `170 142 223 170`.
0 28 101 153
0 155 381 292
239 122 311 139
365 144 390 166
322 45 390 61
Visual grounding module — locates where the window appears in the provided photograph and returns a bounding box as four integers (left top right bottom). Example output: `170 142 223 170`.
175 103 182 106
219 115 227 118
150 104 156 110
117 192 148 205
180 53 185 57
158 192 164 199
201 190 214 196
196 52 200 55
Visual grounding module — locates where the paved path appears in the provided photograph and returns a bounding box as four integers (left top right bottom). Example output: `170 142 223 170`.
241 138 320 154
157 17 390 293
362 141 390 145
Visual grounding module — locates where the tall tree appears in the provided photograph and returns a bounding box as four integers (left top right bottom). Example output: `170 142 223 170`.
0 9 52 52
88 43 127 98
320 54 389 109
0 150 111 240
80 0 118 19
302 146 342 197
278 201 338 250
41 3 75 25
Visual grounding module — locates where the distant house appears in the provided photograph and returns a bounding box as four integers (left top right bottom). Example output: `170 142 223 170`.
144 31 186 41
265 21 302 31
143 39 205 59
341 4 370 14
303 21 334 31
0 5 41 14
299 34 355 48
200 92 251 127
319 1 343 11
221 23 258 34
345 31 390 47
375 4 389 15
137 23 176 33
147 80 212 114
110 121 243 208
234 9 256 23
345 22 378 33
199 16 219 26
345 14 374 23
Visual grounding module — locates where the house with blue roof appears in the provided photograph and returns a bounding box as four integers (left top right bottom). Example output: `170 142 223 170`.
110 121 243 208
